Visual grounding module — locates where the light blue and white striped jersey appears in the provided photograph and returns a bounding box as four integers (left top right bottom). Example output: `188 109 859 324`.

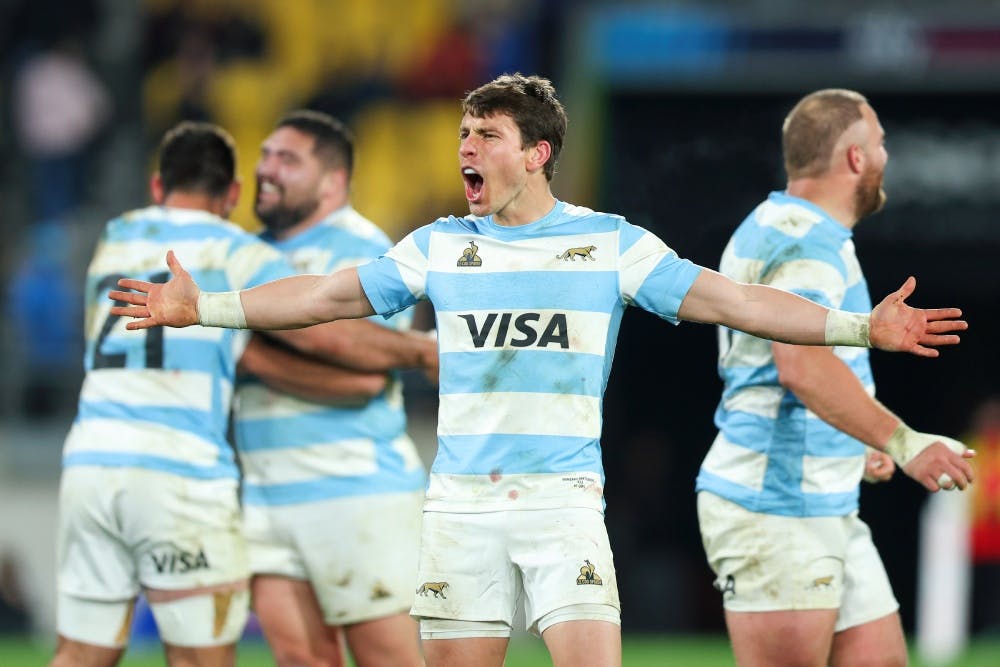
63 206 295 480
233 205 427 506
696 192 875 517
357 200 702 512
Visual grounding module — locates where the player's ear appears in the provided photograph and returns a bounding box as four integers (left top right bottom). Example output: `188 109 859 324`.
319 168 348 201
222 179 241 218
150 173 165 204
846 144 865 174
527 140 552 174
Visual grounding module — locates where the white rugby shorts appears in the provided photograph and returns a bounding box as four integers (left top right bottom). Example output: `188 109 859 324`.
411 506 621 636
57 466 249 600
245 489 424 625
698 491 898 631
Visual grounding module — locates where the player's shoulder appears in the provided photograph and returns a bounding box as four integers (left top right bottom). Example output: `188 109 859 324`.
747 192 835 242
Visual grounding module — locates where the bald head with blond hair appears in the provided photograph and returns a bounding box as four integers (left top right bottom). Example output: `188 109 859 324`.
782 89 869 180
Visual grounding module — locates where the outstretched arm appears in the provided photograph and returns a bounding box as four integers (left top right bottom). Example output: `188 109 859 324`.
110 251 437 375
677 271 966 357
773 343 975 491
110 250 374 330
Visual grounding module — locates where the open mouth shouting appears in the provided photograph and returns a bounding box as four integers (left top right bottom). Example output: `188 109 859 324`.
462 167 484 205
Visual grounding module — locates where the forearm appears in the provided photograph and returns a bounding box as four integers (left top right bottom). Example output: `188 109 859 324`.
270 319 436 372
239 269 374 330
679 271 868 346
239 334 387 405
773 344 899 448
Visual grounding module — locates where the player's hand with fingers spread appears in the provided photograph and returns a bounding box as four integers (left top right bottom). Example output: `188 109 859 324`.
869 276 967 358
883 424 976 492
109 250 201 329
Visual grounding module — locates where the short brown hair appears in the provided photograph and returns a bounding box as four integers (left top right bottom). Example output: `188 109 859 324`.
782 89 867 179
462 73 567 181
276 109 354 175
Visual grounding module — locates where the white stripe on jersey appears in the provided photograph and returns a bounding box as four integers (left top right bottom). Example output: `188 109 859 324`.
226 242 286 289
424 470 605 513
88 238 234 277
722 386 786 420
427 231 619 273
80 369 227 411
436 309 611 355
801 454 867 494
236 383 329 419
64 419 222 468
438 392 602 438
764 258 846 303
700 432 768 492
756 199 824 236
387 234 429 299
619 232 675 301
242 438 379 483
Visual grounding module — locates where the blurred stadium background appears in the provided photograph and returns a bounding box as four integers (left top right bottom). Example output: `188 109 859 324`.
0 0 998 664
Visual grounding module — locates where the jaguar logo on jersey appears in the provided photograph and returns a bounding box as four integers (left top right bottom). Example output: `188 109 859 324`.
557 245 597 261
809 575 834 590
576 560 603 586
149 542 210 574
416 581 450 598
458 312 569 348
457 241 482 267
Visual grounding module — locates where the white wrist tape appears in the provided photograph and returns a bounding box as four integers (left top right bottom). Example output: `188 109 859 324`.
197 291 248 329
883 423 966 489
824 309 871 347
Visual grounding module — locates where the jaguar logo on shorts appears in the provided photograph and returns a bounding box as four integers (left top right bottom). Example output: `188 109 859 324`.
416 581 450 598
809 575 835 590
149 542 210 574
714 574 736 599
576 560 603 586
457 241 482 267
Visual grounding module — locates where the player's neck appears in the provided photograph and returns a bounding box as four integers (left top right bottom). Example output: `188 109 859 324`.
492 184 556 228
785 180 858 230
160 192 229 218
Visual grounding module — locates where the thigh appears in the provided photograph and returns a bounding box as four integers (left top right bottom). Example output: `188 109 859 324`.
252 575 345 667
543 619 621 667
725 608 838 667
345 612 422 667
510 508 621 634
125 472 249 592
831 612 906 667
412 511 518 625
57 467 138 601
698 492 847 613
423 636 508 667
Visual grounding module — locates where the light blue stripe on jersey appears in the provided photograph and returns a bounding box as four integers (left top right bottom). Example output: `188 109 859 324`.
439 350 605 397
697 192 873 516
62 451 234 479
697 469 858 517
433 435 604 475
428 272 620 312
235 401 406 452
243 465 427 505
77 401 223 441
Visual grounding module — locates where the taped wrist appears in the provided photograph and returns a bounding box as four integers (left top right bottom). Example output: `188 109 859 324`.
883 423 964 466
197 291 248 329
824 309 871 347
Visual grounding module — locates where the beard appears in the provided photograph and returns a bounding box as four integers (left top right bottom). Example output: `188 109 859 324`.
255 192 320 234
854 167 887 220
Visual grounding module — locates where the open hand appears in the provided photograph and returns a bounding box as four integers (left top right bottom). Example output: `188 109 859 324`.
109 251 200 329
869 277 966 357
